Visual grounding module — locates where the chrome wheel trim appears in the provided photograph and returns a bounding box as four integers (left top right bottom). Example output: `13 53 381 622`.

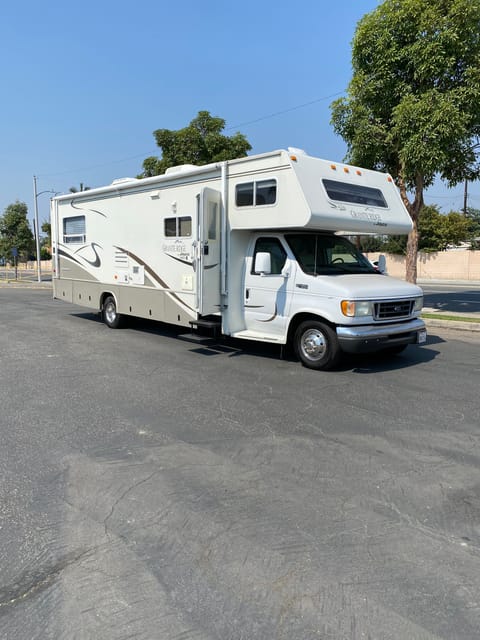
300 328 327 361
105 301 117 324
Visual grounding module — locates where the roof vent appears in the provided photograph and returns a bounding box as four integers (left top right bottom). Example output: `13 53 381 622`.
287 147 307 156
111 177 138 185
164 164 198 175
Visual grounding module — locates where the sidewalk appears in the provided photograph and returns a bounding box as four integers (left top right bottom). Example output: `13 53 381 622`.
0 278 52 289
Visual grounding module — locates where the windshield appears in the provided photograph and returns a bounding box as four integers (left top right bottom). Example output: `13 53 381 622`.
285 234 377 275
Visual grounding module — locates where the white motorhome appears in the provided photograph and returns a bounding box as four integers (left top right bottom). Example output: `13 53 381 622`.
50 148 426 370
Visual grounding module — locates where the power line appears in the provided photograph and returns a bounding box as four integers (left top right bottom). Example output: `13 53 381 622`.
37 90 346 179
226 91 345 130
36 150 159 178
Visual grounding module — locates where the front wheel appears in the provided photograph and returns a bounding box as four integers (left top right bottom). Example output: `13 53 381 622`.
294 320 341 370
103 295 124 329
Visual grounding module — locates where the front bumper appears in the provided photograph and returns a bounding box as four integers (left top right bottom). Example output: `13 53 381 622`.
336 318 426 354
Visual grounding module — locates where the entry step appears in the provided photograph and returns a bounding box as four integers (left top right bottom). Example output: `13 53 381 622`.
177 332 216 344
189 317 221 336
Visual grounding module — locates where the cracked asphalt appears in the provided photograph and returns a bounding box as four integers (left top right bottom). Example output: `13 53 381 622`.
1 288 480 640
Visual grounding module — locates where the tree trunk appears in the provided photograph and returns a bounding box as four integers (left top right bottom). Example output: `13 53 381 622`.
398 172 424 284
405 221 419 283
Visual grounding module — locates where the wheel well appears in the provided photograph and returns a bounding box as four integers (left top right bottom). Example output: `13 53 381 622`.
287 313 335 345
100 292 115 311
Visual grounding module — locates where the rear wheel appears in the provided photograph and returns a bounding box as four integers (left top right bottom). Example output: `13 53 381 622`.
103 296 124 329
294 320 341 370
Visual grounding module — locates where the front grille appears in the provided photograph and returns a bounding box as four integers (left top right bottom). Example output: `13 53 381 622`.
374 299 414 320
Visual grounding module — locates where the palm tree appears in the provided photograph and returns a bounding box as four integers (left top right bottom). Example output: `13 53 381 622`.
69 182 90 193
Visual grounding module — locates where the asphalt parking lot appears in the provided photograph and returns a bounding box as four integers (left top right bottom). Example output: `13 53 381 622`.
1 287 480 640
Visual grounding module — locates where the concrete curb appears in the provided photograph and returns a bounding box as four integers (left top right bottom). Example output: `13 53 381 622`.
0 281 52 289
422 317 480 332
422 306 480 332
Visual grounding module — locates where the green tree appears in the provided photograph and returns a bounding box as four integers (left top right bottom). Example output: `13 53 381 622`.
417 206 445 252
0 201 34 262
442 211 471 249
140 110 252 177
41 221 52 259
331 0 480 282
465 207 480 248
383 235 408 255
69 183 90 193
417 205 468 251
357 235 385 252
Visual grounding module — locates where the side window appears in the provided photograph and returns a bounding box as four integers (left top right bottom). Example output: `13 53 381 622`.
164 218 177 237
255 179 276 205
207 203 217 240
236 182 254 206
179 216 192 237
322 179 388 208
236 179 277 207
63 215 86 244
253 237 287 275
164 216 192 237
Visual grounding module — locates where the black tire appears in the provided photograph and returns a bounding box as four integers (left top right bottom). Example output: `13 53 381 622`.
294 320 341 370
103 295 124 329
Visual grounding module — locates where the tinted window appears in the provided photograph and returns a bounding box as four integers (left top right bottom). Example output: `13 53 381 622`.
253 237 287 275
164 217 177 237
236 179 277 207
165 216 192 237
286 233 376 275
236 183 254 206
322 179 387 208
255 179 277 205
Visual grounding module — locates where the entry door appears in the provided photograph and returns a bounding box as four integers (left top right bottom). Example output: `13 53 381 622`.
243 237 293 338
198 187 222 315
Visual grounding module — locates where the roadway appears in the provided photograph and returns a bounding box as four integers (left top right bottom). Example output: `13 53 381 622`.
421 281 480 316
0 288 479 639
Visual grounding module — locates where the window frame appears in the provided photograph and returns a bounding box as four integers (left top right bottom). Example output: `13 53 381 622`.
235 178 277 208
251 236 287 275
63 215 86 244
321 178 388 209
164 216 192 238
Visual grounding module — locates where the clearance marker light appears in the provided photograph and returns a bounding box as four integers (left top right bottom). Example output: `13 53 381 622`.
330 164 337 170
387 176 393 182
290 154 297 161
356 170 362 175
343 167 350 173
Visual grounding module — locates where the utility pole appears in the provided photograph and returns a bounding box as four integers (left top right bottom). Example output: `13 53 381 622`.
33 175 42 282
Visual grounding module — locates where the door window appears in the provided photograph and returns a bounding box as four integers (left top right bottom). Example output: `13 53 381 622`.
252 238 287 275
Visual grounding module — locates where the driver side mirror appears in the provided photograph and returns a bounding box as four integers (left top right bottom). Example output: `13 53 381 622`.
254 252 271 275
376 254 387 274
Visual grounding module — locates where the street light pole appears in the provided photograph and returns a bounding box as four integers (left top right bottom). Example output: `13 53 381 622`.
33 175 42 283
33 177 59 283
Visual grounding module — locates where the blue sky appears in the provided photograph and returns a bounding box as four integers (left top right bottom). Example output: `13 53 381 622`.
0 0 475 227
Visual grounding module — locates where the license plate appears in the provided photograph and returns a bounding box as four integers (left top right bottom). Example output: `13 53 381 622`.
418 329 427 344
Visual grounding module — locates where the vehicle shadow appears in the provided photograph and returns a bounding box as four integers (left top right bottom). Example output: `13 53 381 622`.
73 311 443 374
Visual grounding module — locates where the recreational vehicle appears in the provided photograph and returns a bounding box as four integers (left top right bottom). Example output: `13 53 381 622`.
50 148 426 370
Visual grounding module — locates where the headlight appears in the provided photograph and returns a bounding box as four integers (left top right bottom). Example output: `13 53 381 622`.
413 296 424 312
341 300 373 317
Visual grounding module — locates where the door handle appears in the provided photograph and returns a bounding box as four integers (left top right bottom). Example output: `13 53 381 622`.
246 288 250 300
